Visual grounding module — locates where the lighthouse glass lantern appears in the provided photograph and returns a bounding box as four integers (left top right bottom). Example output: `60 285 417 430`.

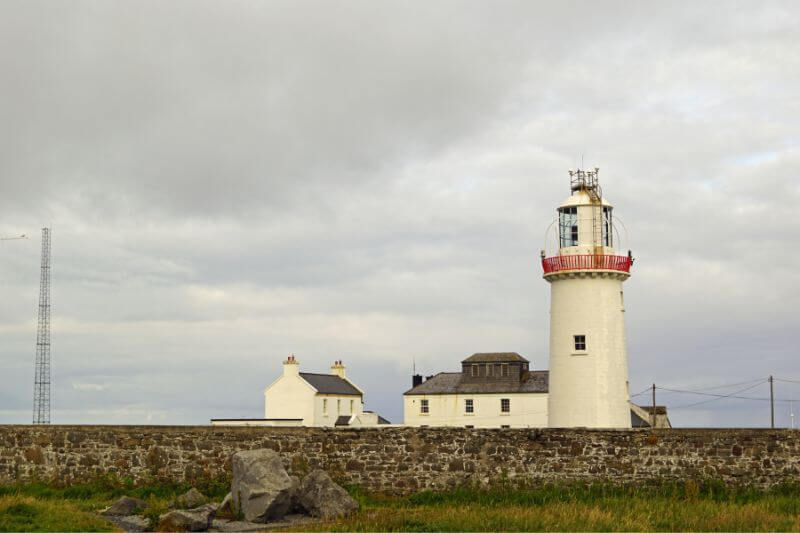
542 168 633 428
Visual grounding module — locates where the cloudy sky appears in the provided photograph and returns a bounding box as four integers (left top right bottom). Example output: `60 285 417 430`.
1 1 798 427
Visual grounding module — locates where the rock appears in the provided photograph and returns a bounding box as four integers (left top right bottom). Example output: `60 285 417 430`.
105 514 149 532
209 518 268 531
101 496 148 516
210 515 319 532
172 487 207 509
230 449 296 522
297 470 359 518
216 492 233 517
158 504 217 532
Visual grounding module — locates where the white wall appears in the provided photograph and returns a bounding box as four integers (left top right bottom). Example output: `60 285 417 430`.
264 372 316 425
547 271 631 428
312 394 364 426
210 419 302 427
403 393 548 428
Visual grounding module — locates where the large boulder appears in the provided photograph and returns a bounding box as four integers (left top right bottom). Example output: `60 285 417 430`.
297 470 359 518
158 503 217 532
230 449 297 523
101 496 148 516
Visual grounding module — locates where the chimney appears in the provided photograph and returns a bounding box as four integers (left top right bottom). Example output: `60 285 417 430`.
283 354 300 377
412 374 423 388
331 359 346 379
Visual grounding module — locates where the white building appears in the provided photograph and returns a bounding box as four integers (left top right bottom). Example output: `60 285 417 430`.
211 356 390 427
404 168 670 430
542 168 633 428
404 352 549 428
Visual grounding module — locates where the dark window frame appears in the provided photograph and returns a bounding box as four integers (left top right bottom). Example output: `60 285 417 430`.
465 399 474 414
501 398 510 413
558 206 579 247
574 335 587 351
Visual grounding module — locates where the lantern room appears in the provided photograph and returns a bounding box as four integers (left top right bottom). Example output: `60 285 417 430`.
542 168 632 276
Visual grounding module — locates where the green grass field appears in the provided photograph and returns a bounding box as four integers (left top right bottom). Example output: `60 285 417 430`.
1 479 799 532
299 483 800 532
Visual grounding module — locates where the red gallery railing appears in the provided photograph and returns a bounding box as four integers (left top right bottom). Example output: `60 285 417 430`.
542 254 633 274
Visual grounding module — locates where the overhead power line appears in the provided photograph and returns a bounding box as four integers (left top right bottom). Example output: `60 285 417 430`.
669 380 768 409
656 385 795 404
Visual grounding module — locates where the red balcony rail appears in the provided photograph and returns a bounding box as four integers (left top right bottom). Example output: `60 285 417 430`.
542 254 633 274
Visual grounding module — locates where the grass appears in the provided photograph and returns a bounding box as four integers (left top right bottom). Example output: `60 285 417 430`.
0 495 112 532
291 482 800 532
0 478 229 532
2 479 800 531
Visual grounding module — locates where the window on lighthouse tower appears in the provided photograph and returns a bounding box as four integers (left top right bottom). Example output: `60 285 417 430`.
602 207 613 247
574 335 586 351
558 207 578 247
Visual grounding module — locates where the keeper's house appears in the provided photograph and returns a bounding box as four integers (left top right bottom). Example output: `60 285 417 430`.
211 356 390 427
403 352 670 429
404 352 549 428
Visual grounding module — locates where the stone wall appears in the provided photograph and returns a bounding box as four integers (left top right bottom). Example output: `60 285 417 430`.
1 426 798 493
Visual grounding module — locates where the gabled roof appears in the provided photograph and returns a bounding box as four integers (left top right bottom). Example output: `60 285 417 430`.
404 370 549 395
462 352 530 364
299 373 362 396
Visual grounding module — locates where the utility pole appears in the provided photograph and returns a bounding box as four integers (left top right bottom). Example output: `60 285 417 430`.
769 375 774 429
651 383 657 428
32 228 51 425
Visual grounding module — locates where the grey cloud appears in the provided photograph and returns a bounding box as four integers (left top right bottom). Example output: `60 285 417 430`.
1 1 799 427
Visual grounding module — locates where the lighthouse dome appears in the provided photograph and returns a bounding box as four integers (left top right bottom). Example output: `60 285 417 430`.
559 189 613 209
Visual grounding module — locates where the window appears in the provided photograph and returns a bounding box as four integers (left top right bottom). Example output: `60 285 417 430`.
501 425 510 429
471 365 477 377
501 398 510 413
465 425 474 429
495 364 501 377
559 206 579 247
337 399 341 414
501 364 509 377
465 399 474 414
323 399 327 415
574 335 586 351
349 400 354 414
420 399 429 414
602 207 613 247
486 364 492 377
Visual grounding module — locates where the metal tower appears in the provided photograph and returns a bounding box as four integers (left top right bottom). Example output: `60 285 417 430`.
33 227 51 425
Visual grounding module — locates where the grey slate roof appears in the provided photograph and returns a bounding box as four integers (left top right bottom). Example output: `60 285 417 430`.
404 370 549 395
299 373 362 396
335 415 352 426
462 352 530 363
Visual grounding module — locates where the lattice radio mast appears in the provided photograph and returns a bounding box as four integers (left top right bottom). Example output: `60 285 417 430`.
33 227 51 425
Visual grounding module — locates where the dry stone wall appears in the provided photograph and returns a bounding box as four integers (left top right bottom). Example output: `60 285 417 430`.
1 426 798 493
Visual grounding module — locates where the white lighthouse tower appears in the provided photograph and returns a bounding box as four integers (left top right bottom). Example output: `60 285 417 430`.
542 168 633 428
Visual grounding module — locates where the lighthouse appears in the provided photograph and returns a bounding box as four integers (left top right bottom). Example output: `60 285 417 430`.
542 168 633 428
